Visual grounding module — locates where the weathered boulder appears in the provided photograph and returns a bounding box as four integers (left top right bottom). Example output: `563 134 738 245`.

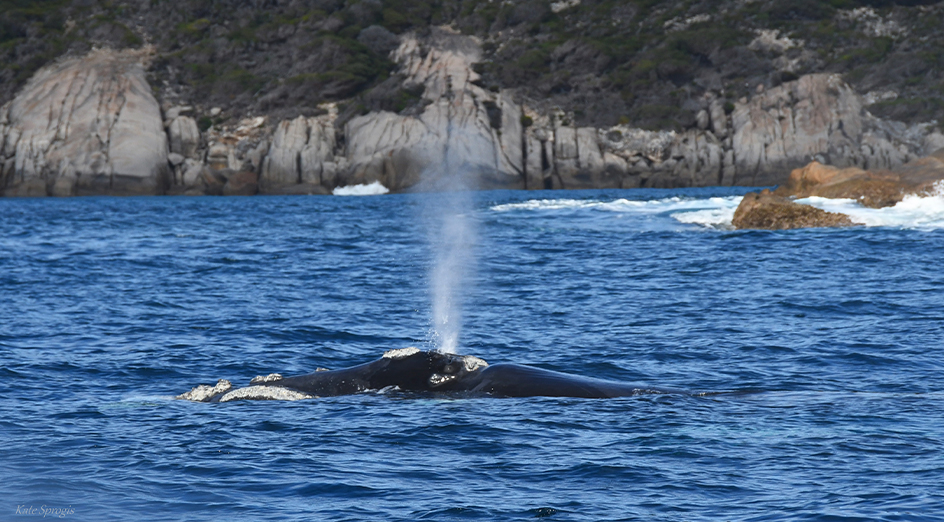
734 150 944 229
344 110 429 189
202 168 227 196
206 142 235 171
777 152 944 208
168 116 200 159
732 189 855 230
924 133 944 155
0 49 168 196
261 113 339 194
342 28 525 191
731 74 863 186
222 171 259 196
774 161 904 208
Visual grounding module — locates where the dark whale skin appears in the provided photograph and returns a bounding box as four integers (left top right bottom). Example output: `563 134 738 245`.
263 353 681 399
186 349 684 402
255 349 479 397
461 363 682 398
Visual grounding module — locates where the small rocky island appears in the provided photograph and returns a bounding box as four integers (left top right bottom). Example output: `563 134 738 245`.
733 149 944 230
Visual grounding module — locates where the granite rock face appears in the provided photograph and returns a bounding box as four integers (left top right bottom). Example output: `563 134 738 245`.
731 74 931 186
2 31 942 197
165 115 270 196
340 28 525 192
168 115 200 160
259 113 338 194
0 49 169 197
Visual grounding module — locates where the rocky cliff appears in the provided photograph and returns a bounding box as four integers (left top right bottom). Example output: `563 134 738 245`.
0 48 168 196
2 27 943 196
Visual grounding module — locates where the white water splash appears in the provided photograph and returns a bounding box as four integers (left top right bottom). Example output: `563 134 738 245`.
797 188 944 229
332 181 390 196
491 196 743 229
490 188 944 231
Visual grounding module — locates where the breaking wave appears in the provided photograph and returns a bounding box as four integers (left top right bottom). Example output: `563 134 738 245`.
333 181 390 196
490 187 944 231
490 196 743 229
797 191 944 229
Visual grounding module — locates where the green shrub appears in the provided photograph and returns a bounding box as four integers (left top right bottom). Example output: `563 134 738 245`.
629 104 684 130
840 37 893 66
516 48 549 74
177 18 211 37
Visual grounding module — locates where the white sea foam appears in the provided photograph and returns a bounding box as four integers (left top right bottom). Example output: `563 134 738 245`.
490 189 944 230
797 187 944 229
491 196 743 229
332 181 390 196
671 206 738 228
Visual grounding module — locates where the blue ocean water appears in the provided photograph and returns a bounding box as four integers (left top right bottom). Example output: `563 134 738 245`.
1 188 943 521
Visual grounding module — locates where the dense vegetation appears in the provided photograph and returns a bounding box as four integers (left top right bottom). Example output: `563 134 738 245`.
1 0 941 130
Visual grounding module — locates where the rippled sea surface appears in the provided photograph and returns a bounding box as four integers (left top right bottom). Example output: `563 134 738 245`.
2 188 943 521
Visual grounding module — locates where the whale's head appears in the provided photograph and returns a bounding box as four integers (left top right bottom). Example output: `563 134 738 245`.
373 347 488 391
426 350 488 390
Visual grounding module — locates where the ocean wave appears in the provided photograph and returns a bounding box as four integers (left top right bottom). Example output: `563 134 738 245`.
489 188 944 230
333 181 390 196
490 196 743 229
797 185 944 229
670 202 740 229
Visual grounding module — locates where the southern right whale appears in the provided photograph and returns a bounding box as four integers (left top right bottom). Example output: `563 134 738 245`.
176 347 683 402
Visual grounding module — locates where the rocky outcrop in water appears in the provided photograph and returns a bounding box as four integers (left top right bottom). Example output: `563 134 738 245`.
732 189 856 230
2 29 943 197
732 149 944 229
0 49 169 197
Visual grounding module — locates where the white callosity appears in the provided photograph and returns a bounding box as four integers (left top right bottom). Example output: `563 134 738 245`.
383 347 422 359
218 386 314 402
176 379 233 402
249 373 283 384
0 48 168 196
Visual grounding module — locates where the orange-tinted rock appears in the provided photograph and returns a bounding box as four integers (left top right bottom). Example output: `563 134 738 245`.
732 189 855 230
893 148 944 191
734 152 944 230
201 168 226 196
222 171 258 196
774 162 903 208
776 154 944 208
